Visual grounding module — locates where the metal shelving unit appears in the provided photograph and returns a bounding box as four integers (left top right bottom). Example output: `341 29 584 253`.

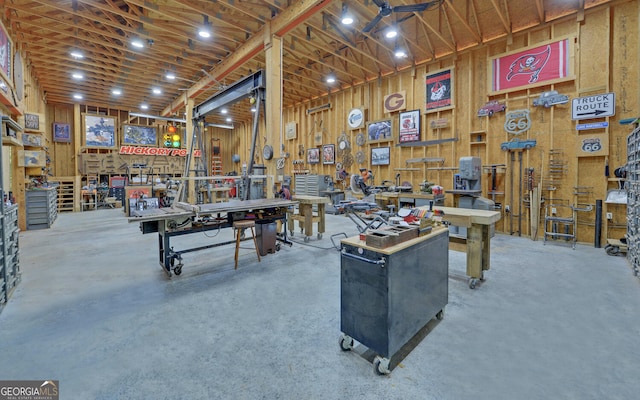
0 117 21 311
625 124 640 278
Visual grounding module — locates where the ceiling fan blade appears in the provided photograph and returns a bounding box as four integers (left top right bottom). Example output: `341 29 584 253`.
393 1 443 13
362 14 383 33
371 0 387 7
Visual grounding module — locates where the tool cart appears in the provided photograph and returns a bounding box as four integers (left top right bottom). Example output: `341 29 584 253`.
339 227 448 375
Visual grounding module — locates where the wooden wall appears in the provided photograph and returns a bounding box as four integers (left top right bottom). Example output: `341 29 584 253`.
262 1 637 243
3 1 636 244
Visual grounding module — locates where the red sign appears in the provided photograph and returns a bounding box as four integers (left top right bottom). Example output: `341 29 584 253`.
119 145 201 157
425 69 452 111
491 39 570 92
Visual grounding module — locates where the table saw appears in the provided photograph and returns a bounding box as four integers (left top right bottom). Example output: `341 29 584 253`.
129 198 298 276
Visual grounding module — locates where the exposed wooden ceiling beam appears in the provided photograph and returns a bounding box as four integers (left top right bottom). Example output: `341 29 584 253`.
162 0 332 115
445 0 482 44
489 0 510 33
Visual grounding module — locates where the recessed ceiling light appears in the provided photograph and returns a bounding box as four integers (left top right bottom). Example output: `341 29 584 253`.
73 94 83 100
140 104 149 110
165 73 176 80
250 107 256 112
198 29 211 39
326 74 336 84
221 109 228 114
152 88 162 95
385 28 398 39
72 73 84 79
226 117 232 122
131 39 144 48
70 51 84 59
112 89 122 95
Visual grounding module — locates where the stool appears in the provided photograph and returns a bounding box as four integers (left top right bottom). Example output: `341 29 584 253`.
233 220 261 269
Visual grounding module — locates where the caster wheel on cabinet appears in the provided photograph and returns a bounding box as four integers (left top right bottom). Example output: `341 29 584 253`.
317 233 323 240
436 309 444 321
373 356 390 375
174 264 183 276
304 236 310 243
469 278 478 289
339 334 354 351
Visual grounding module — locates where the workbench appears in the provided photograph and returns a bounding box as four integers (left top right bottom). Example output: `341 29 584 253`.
375 191 445 210
418 206 501 289
339 227 448 375
199 186 232 203
288 195 330 242
128 198 297 276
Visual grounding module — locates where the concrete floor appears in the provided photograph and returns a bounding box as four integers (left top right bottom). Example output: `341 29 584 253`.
1 208 639 399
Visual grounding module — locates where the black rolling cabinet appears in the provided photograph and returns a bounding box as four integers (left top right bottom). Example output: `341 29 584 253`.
339 227 449 374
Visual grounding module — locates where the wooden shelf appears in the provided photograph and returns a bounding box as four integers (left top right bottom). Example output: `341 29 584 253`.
2 136 23 147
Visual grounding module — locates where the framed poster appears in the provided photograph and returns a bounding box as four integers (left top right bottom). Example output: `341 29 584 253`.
307 148 320 164
84 114 116 148
367 119 392 142
399 110 421 143
285 121 297 140
24 113 40 131
371 147 390 166
322 144 335 165
0 20 11 84
18 150 46 167
123 124 157 146
426 68 453 113
22 133 43 147
53 122 71 143
490 37 573 94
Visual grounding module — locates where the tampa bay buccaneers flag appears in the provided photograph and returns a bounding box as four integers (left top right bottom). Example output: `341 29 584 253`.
506 45 550 83
491 39 570 92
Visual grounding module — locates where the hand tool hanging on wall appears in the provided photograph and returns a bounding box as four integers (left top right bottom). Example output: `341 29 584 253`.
518 151 523 237
510 151 515 235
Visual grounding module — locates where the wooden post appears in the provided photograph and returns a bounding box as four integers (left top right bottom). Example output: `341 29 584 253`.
264 31 282 199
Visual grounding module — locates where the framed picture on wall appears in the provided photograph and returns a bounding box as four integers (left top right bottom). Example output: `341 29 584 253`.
0 20 12 84
307 148 320 164
398 110 421 143
53 122 71 143
122 124 157 146
371 146 390 166
489 37 573 94
425 68 453 113
24 113 40 131
366 119 393 143
322 144 335 165
83 114 116 148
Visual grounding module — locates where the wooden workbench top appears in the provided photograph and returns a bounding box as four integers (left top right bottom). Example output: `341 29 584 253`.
417 205 501 227
292 195 330 204
341 226 448 255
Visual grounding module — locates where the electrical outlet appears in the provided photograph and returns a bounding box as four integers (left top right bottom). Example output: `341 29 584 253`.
552 207 557 214
607 212 613 220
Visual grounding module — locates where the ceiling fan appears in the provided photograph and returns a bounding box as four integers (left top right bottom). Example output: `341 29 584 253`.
362 0 444 33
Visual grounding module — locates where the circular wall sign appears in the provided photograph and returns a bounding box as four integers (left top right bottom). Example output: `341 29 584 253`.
347 108 364 129
262 144 274 160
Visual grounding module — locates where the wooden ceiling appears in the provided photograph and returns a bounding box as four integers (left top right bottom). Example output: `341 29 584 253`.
2 0 614 125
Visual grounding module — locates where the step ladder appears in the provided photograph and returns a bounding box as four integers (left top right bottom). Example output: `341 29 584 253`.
211 138 222 176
